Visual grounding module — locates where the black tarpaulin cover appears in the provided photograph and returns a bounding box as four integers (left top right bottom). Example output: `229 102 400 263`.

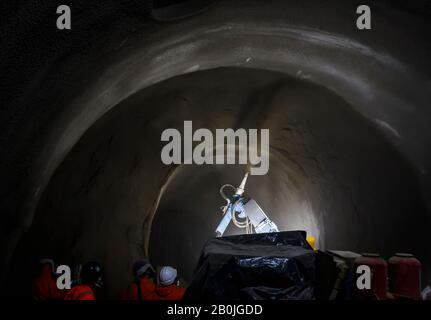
184 231 315 300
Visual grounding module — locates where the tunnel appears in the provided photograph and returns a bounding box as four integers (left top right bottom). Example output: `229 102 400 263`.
1 0 431 299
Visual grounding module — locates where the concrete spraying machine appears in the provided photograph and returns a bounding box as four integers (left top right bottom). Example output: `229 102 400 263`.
206 171 426 301
214 171 279 237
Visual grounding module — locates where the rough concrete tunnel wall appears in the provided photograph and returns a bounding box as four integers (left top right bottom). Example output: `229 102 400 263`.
1 0 431 298
11 68 430 298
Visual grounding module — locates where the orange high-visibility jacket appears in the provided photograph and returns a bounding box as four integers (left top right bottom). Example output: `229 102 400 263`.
123 276 156 300
150 285 186 300
32 264 67 300
64 285 95 300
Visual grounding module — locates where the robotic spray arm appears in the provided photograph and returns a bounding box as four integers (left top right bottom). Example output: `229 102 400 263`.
215 172 279 237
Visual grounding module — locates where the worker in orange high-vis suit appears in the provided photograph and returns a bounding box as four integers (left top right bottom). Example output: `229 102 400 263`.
151 266 186 300
65 261 102 300
123 259 157 300
32 258 67 300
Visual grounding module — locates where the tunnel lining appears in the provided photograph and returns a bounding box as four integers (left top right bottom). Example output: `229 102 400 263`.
2 0 431 293
11 67 428 297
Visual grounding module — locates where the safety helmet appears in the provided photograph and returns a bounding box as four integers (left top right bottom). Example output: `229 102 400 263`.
81 261 102 284
133 259 155 278
159 266 177 286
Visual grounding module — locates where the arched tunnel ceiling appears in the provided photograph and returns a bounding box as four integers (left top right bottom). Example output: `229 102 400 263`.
1 0 431 296
14 67 430 296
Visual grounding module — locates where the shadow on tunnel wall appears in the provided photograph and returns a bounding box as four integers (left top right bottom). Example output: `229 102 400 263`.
8 68 430 298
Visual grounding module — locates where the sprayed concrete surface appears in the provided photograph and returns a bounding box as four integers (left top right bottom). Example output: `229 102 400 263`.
11 68 430 297
1 1 431 297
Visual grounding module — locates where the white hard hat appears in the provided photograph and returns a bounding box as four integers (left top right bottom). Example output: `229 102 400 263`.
159 266 177 286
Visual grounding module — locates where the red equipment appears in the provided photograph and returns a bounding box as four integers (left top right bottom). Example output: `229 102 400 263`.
354 253 387 300
388 253 421 299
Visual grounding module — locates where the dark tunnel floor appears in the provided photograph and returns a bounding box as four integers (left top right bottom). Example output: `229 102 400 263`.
9 67 430 298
